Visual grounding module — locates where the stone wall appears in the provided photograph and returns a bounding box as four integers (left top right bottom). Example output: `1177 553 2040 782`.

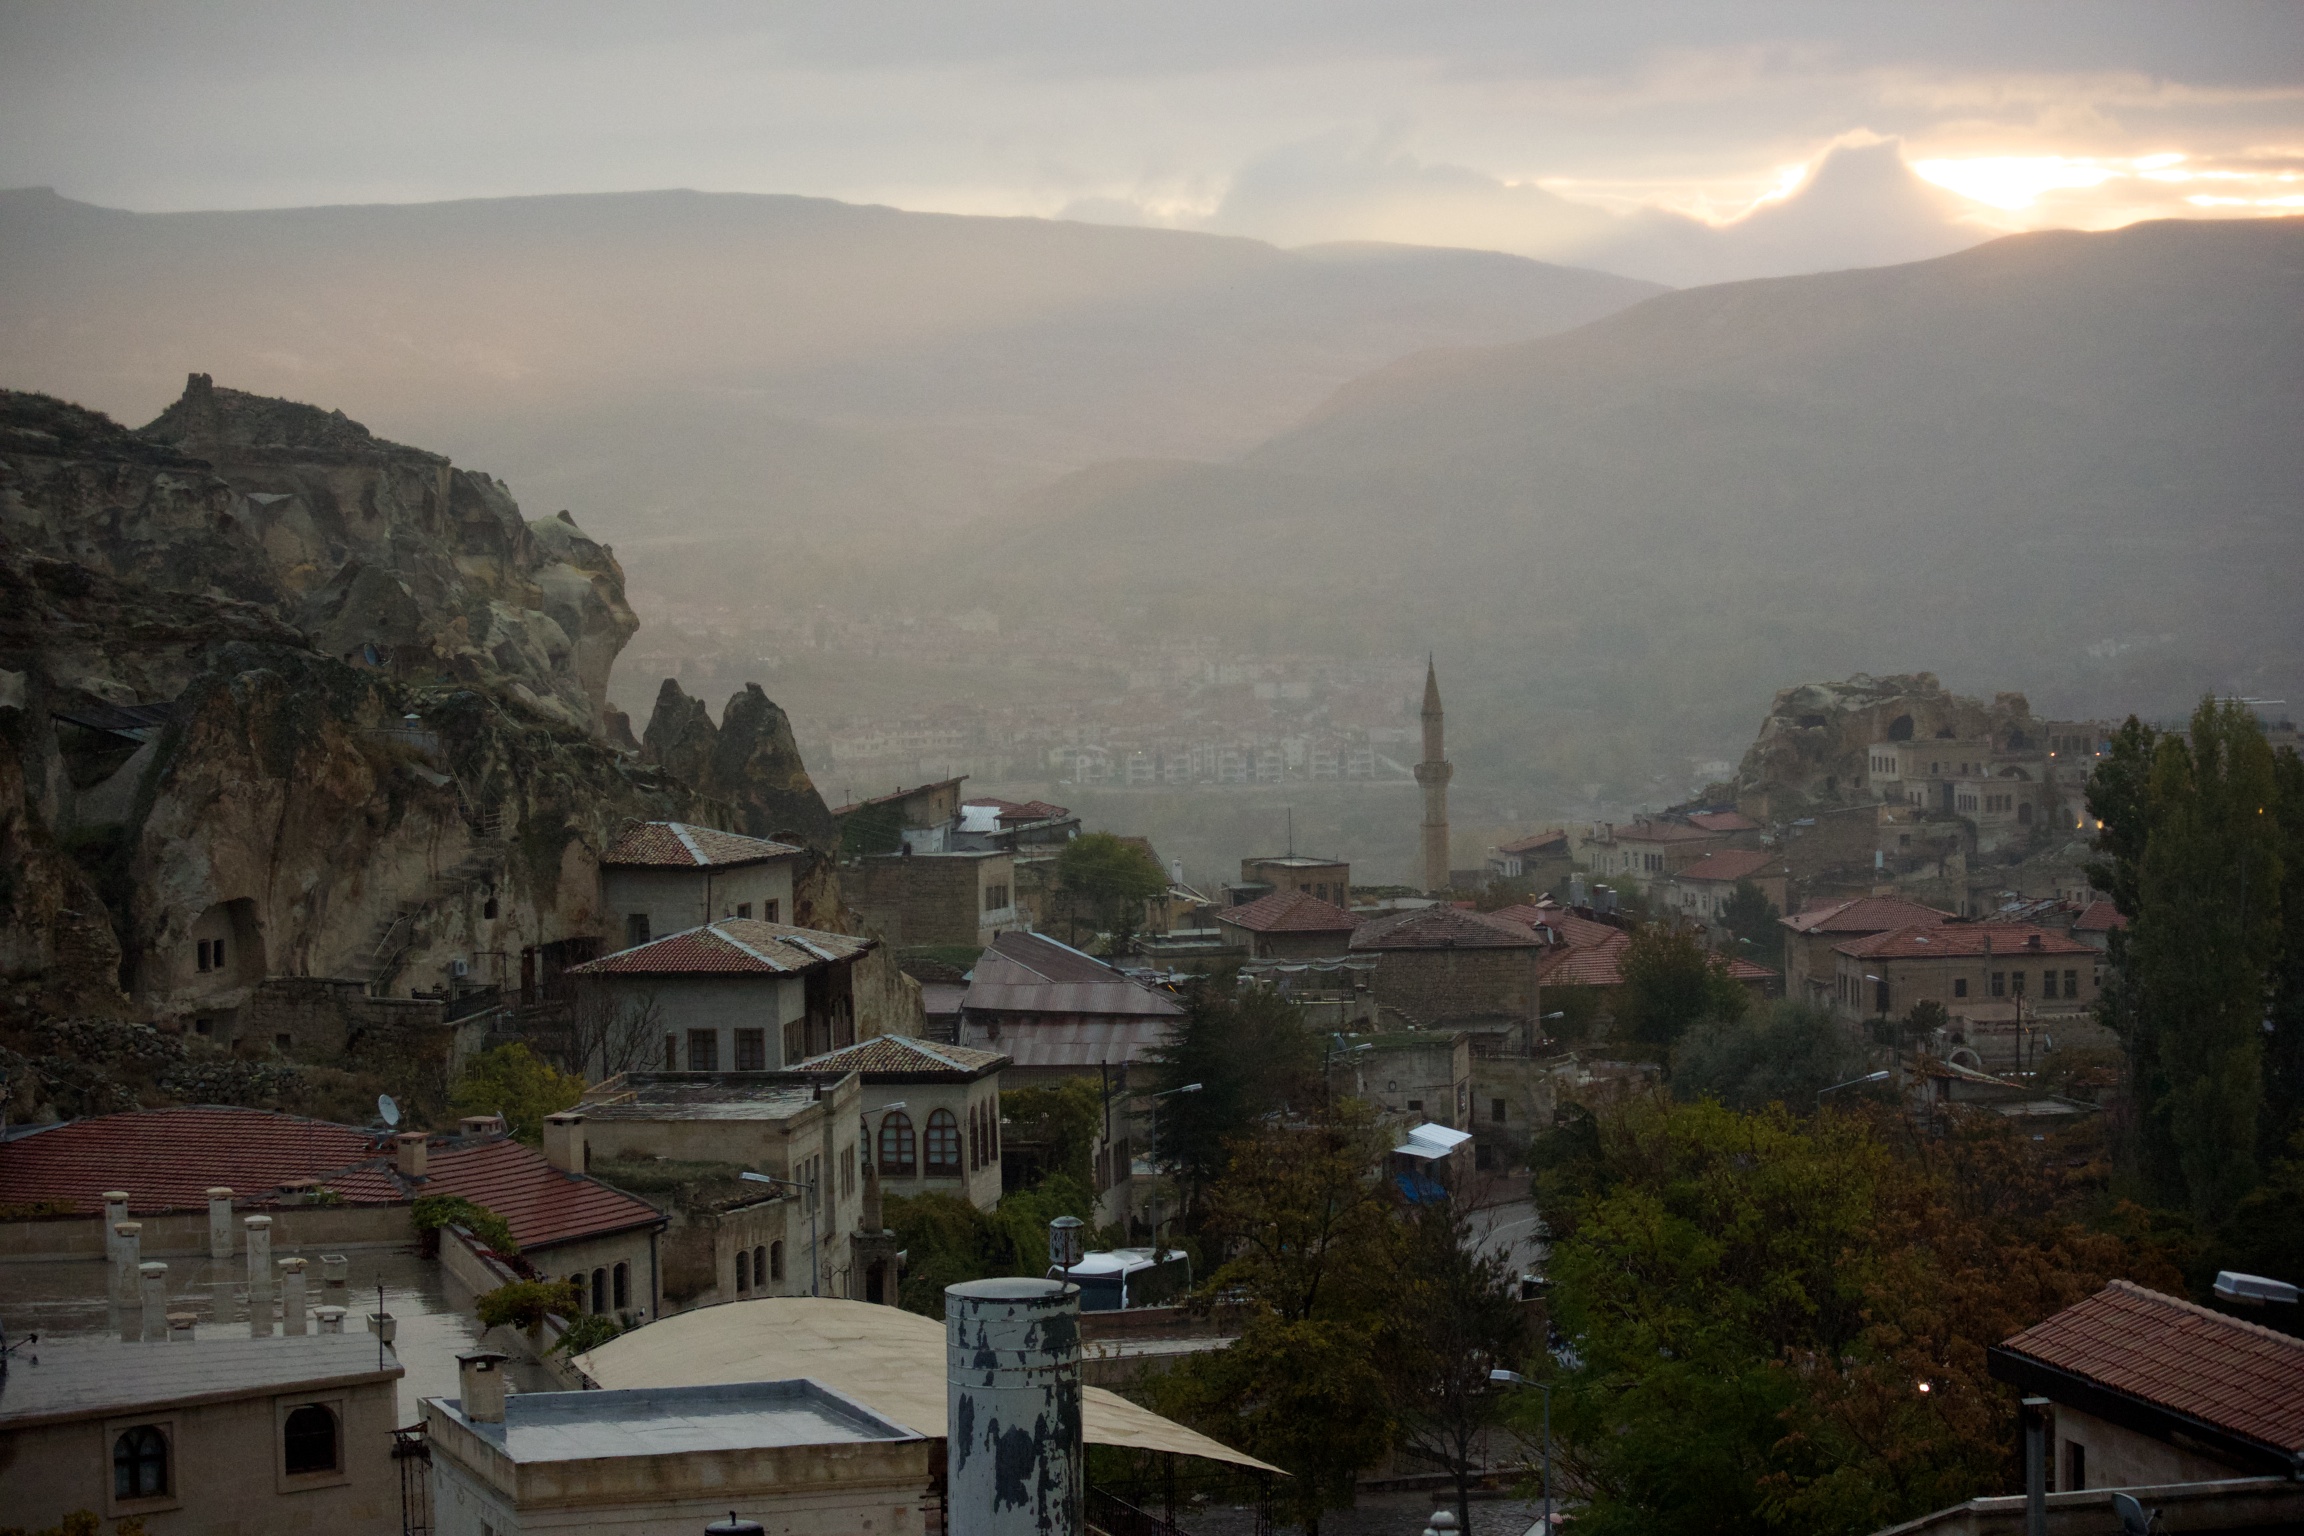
849 854 999 947
1370 948 1541 1029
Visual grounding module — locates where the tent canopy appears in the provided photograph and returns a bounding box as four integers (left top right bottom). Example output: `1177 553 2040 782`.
574 1296 1281 1475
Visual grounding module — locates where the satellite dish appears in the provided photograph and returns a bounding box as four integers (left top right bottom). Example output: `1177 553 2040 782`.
377 1094 401 1129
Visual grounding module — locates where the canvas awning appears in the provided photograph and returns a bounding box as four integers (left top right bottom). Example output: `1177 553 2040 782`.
1392 1123 1474 1161
573 1296 1281 1475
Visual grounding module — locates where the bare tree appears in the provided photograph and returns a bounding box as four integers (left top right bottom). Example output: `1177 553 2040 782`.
566 987 667 1082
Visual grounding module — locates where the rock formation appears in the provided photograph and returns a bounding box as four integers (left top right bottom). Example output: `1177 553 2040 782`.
1735 673 2039 820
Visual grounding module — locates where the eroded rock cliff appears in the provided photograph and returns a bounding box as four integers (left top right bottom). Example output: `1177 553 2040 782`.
1735 672 2038 819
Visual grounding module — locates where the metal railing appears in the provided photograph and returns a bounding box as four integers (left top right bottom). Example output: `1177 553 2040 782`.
1087 1487 1189 1536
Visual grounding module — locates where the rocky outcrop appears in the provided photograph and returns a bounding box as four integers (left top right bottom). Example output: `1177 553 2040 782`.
1735 673 2038 819
641 679 839 854
6 377 638 736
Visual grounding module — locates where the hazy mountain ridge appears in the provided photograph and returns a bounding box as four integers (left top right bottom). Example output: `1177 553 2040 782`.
953 217 2304 796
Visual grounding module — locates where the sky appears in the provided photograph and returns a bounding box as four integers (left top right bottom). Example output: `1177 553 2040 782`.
1 1 2300 269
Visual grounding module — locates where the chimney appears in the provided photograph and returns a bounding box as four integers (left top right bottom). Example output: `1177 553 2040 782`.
314 1305 347 1335
320 1253 350 1310
207 1187 235 1259
395 1132 429 1178
280 1257 309 1335
458 1114 507 1138
166 1311 197 1342
542 1111 587 1174
945 1279 1082 1536
103 1192 130 1268
111 1221 143 1321
244 1215 274 1338
458 1350 510 1423
138 1261 168 1343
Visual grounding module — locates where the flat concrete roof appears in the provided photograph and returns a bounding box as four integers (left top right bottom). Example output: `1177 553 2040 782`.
577 1074 828 1122
433 1379 918 1462
0 1335 403 1428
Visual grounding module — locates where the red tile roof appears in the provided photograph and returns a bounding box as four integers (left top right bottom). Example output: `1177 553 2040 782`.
1608 820 1718 844
571 920 875 976
1835 923 2094 960
2073 898 2129 933
600 821 803 868
1494 830 1569 856
423 1137 663 1253
1537 935 1775 989
1218 889 1360 934
1349 906 1545 951
1669 849 1782 885
1686 810 1760 833
791 1035 1006 1076
1996 1281 2304 1458
1783 895 1956 935
0 1106 385 1215
964 797 1072 826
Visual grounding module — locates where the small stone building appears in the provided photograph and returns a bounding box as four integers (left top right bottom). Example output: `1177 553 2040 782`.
793 1036 1007 1212
848 849 1019 947
1349 906 1546 1042
598 821 805 950
1215 889 1360 960
566 918 878 1072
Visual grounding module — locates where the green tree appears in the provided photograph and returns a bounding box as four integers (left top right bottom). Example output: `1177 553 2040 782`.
1054 832 1168 948
1617 923 1751 1049
999 1077 1105 1193
1147 983 1320 1224
1388 1200 1531 1536
1720 879 1784 969
2264 746 2304 1161
1670 999 1869 1113
449 1043 583 1143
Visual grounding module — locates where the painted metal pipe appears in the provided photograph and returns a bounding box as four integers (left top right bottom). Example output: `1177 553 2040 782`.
945 1277 1082 1536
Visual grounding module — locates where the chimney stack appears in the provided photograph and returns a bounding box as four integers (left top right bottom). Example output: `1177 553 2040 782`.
458 1114 507 1138
542 1111 587 1174
315 1305 347 1335
206 1187 235 1258
138 1261 168 1343
280 1257 309 1335
112 1222 143 1340
458 1350 510 1423
244 1215 274 1337
103 1192 130 1267
395 1132 429 1178
320 1253 350 1310
166 1311 197 1342
945 1279 1082 1536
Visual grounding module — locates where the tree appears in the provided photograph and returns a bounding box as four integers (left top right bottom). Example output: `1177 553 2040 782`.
999 1077 1105 1194
1054 832 1168 948
1670 999 1869 1113
449 1043 584 1143
1616 923 1751 1049
1196 1100 1399 1323
565 987 665 1082
1388 1200 1531 1536
1720 880 1784 969
1146 983 1320 1224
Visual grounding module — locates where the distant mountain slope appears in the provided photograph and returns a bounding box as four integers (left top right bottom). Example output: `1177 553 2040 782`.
961 218 2304 794
0 187 1660 593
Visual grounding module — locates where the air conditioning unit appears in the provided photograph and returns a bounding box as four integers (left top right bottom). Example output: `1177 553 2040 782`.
448 958 469 979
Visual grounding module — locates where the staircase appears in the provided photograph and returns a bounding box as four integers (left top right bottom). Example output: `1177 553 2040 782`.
365 809 508 994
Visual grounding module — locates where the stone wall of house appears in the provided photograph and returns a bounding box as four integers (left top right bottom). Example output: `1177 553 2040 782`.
850 855 989 947
1371 948 1541 1028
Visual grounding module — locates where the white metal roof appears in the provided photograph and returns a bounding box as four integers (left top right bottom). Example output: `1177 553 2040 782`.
1393 1123 1475 1161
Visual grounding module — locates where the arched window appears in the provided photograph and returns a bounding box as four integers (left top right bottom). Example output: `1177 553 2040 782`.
988 1095 999 1159
613 1261 629 1310
754 1245 768 1289
878 1110 916 1176
283 1404 339 1476
114 1425 168 1500
926 1109 962 1176
592 1268 607 1314
769 1240 785 1281
736 1248 750 1292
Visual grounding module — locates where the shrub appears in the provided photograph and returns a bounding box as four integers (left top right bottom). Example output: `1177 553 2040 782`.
475 1279 580 1331
412 1193 519 1256
555 1310 623 1356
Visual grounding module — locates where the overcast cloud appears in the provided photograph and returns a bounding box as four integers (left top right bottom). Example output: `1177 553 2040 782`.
0 1 2298 269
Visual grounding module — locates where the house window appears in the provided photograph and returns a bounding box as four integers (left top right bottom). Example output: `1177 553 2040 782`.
113 1425 169 1500
984 883 1009 913
625 913 651 948
1407 1099 1424 1113
2066 1441 2086 1492
686 1029 718 1071
769 1241 785 1281
736 1249 750 1292
1991 972 2006 997
194 1017 213 1036
879 1110 917 1176
753 1245 767 1288
2064 969 2079 997
1954 978 1968 998
735 903 752 920
592 1268 607 1313
613 1261 629 1310
282 1404 339 1476
764 900 779 923
1491 1097 1507 1124
734 1028 767 1071
1874 977 1891 1015
2011 971 2027 996
664 1034 678 1071
926 1109 962 1176
275 1033 293 1054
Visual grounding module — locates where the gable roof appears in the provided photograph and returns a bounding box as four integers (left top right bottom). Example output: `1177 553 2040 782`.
1686 810 1760 833
964 797 1073 826
424 1136 664 1251
2073 898 2129 933
1835 923 2094 960
1991 1280 2304 1468
570 920 875 977
964 933 1184 1021
1607 819 1718 845
792 1035 1007 1078
981 930 1130 986
601 821 804 869
1218 889 1360 935
1494 829 1569 856
1349 906 1544 951
1783 895 1956 935
1488 903 1626 950
1537 935 1776 990
1669 849 1783 885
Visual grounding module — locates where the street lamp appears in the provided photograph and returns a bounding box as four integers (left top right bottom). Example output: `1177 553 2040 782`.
1490 1369 1551 1529
1817 1070 1892 1110
738 1170 820 1297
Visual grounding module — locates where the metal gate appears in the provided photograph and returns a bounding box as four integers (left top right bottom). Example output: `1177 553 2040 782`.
393 1424 432 1536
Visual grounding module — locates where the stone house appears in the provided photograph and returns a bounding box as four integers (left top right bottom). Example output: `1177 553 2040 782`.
1348 906 1546 1044
1233 854 1352 907
572 1070 866 1304
425 1371 930 1536
1327 1031 1472 1133
1574 819 1723 893
832 777 970 854
958 932 1185 1087
597 821 805 950
565 919 877 1074
1778 895 1956 1006
1827 922 2100 1025
0 1334 403 1536
848 849 1019 947
1655 848 1789 930
1989 1280 2304 1493
793 1036 1008 1212
1215 889 1360 960
1484 828 1574 889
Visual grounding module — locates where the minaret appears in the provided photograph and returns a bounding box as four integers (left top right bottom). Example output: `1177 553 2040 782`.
1414 655 1453 893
